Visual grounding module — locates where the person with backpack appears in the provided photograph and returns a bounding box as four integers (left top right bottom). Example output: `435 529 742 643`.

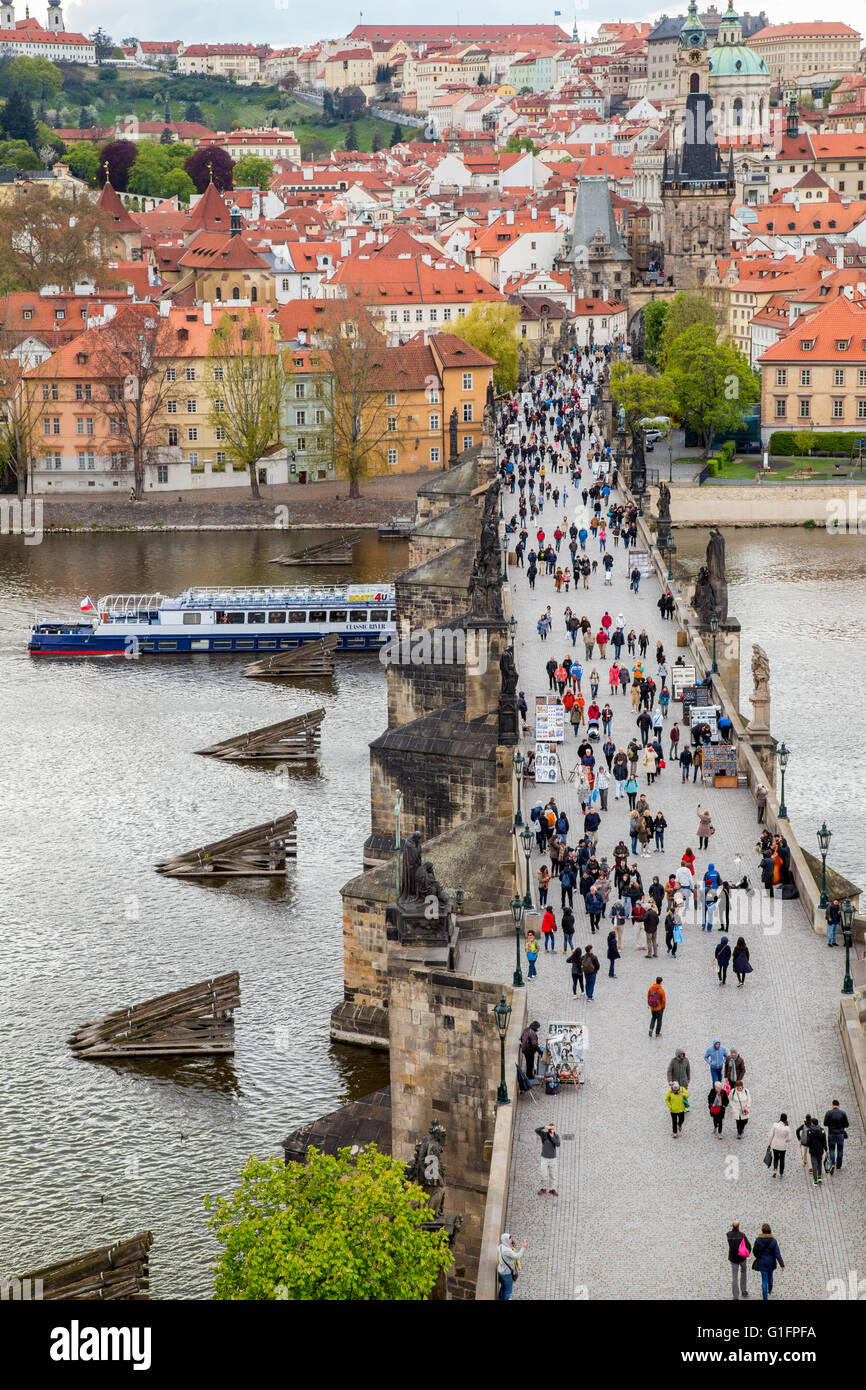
497 1232 526 1301
582 944 600 999
726 1222 752 1300
708 1080 729 1137
647 977 665 1036
567 945 584 995
751 1224 785 1300
559 863 575 910
521 1020 542 1079
714 935 731 986
823 1099 850 1171
804 1117 828 1185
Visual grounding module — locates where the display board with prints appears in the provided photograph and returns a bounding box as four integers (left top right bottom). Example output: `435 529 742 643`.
689 704 720 741
681 686 700 724
702 743 737 782
534 743 559 783
671 664 696 699
628 549 653 577
535 697 565 742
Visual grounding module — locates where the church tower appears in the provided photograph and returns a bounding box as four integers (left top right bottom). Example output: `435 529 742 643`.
0 1 15 30
673 0 710 150
47 0 64 30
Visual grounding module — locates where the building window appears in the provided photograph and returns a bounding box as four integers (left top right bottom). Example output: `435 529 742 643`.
402 310 411 323
157 465 169 483
429 413 440 430
295 383 306 399
282 279 290 292
74 384 92 401
297 436 306 451
387 416 397 432
186 399 197 413
857 400 866 418
315 409 325 425
462 402 473 422
415 309 423 322
168 427 178 446
463 434 473 448
834 368 845 387
296 410 306 426
213 365 224 381
386 392 397 406
387 448 398 466
774 398 787 418
109 419 119 435
799 398 811 418
167 399 177 413
216 451 226 464
458 306 466 317
188 452 198 466
429 308 437 322
188 427 198 441
185 366 196 381
165 367 176 381
775 368 787 386
832 398 844 419
390 310 398 323
215 426 226 441
443 308 452 321
430 446 440 464
799 369 811 386
462 372 473 390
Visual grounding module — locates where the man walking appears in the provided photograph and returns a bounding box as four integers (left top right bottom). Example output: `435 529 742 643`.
726 1222 752 1301
521 1020 542 1080
826 899 842 947
823 1099 849 1171
667 1048 690 1089
582 943 600 999
644 904 660 958
704 1039 728 1085
647 976 665 1037
535 1122 561 1196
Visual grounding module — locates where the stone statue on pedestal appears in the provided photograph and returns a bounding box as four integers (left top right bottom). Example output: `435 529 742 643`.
746 643 771 737
656 480 672 549
448 408 458 463
406 1122 448 1217
399 830 423 903
498 643 519 744
692 564 715 623
706 525 728 621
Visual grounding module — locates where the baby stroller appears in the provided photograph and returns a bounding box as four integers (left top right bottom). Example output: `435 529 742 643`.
586 717 601 742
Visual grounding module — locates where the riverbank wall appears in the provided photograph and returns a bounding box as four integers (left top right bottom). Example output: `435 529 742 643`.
668 479 866 527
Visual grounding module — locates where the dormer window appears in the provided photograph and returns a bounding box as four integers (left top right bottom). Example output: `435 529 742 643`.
836 339 851 351
800 339 814 351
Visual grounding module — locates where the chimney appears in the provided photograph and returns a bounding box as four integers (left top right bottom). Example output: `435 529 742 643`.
203 302 212 325
531 206 537 220
159 300 170 318
298 329 307 344
836 244 844 269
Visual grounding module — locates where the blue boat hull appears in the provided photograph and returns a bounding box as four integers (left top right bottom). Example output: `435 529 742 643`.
28 630 389 657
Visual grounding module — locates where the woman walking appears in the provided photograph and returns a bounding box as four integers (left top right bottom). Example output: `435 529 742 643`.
525 930 539 979
497 1233 526 1301
730 1081 751 1140
665 1082 689 1137
568 945 585 995
697 805 714 852
625 774 639 811
653 810 667 853
537 863 550 906
643 744 658 786
606 928 620 978
708 1080 729 1137
714 935 731 986
767 1113 793 1177
796 1114 814 1172
541 906 557 953
751 1224 785 1300
732 937 753 987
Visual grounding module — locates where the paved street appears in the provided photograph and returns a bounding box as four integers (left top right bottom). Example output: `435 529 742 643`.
470 395 865 1301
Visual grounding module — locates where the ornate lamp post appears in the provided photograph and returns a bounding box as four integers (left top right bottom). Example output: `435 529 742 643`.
513 749 525 827
501 533 508 582
519 822 534 909
817 822 831 910
777 741 789 819
498 487 505 522
664 538 677 582
710 612 719 674
508 614 517 644
841 898 855 996
510 894 525 989
494 995 512 1104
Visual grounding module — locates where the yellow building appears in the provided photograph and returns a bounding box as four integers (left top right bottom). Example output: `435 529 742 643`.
415 46 491 112
748 22 861 85
757 295 866 437
324 45 376 92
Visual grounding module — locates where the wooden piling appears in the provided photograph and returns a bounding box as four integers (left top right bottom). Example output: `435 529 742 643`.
68 973 240 1058
242 634 338 679
155 814 297 876
16 1233 154 1300
270 534 359 566
195 708 325 762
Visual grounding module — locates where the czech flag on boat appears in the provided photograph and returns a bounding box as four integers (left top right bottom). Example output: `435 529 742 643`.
80 596 95 612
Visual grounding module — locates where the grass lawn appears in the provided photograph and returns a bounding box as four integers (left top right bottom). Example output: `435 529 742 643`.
705 455 866 483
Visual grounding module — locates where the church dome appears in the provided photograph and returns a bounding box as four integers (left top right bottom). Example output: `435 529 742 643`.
709 46 768 77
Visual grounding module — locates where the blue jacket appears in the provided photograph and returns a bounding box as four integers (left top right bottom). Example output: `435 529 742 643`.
751 1236 784 1272
705 1043 729 1068
585 891 604 914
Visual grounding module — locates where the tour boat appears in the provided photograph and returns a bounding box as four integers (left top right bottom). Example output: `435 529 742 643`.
28 585 396 657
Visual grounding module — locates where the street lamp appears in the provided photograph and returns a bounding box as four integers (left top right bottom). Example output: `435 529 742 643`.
501 533 508 582
664 538 677 582
513 748 525 827
494 995 512 1104
841 898 855 996
817 822 831 910
508 613 517 645
520 822 534 909
499 486 505 521
510 894 525 989
777 741 789 819
710 612 719 674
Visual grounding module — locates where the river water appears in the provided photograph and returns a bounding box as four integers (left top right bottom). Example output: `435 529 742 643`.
0 528 405 1298
676 528 866 889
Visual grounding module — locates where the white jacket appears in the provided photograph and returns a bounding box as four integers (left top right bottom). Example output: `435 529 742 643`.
728 1086 751 1120
768 1120 792 1151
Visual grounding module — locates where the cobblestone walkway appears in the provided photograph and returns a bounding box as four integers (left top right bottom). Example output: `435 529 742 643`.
470 408 865 1301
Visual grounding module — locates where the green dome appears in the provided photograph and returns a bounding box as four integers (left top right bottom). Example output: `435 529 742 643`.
709 45 768 77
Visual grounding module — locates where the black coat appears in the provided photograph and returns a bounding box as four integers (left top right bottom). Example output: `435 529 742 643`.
727 1229 751 1264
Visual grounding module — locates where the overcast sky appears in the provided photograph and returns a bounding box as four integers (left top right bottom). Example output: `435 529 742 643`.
61 0 854 46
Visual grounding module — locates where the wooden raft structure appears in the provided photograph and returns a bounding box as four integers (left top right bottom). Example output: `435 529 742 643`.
270 533 360 566
68 974 240 1058
195 707 325 762
17 1233 154 1300
242 633 338 679
155 814 297 877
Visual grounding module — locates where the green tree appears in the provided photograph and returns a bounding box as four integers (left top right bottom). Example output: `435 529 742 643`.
203 1148 453 1300
660 290 718 364
127 142 171 196
344 120 358 151
161 167 194 201
665 324 759 456
643 299 668 368
322 89 336 124
64 140 101 182
0 139 40 170
2 56 63 102
610 362 674 432
389 121 403 147
442 301 519 394
233 154 274 188
1 90 37 146
371 130 382 153
183 101 204 122
89 28 115 63
160 125 173 145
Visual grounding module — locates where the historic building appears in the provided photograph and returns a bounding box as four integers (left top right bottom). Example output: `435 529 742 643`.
662 0 734 290
708 1 771 147
563 176 632 305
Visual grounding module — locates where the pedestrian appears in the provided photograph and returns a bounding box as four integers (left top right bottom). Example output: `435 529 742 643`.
665 1081 688 1136
664 907 681 957
525 929 539 979
625 774 639 810
537 863 550 906
755 784 768 824
723 1049 746 1086
585 885 604 933
826 899 842 947
805 1116 828 1185
497 1233 526 1300
643 744 658 785
647 976 665 1037
713 934 731 987
751 1224 785 1300
697 805 714 851
582 943 600 999
560 863 575 909
679 745 692 782
823 1099 849 1171
644 905 660 957
705 1039 729 1084
667 1048 691 1089
521 1020 542 1078
767 1113 793 1177
541 906 557 953
606 928 620 977
796 1114 814 1172
726 1222 752 1300
561 905 575 954
567 944 584 995
732 937 753 987
730 1081 751 1140
708 1080 729 1137
595 765 610 811
535 1122 561 1196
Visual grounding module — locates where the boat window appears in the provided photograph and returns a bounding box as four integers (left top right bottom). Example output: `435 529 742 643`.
247 611 266 624
235 639 255 649
216 610 245 624
288 610 307 623
158 641 178 650
308 609 326 623
348 609 368 622
328 609 347 622
389 609 396 621
370 608 390 620
182 612 202 625
212 639 233 650
257 638 277 649
269 612 286 624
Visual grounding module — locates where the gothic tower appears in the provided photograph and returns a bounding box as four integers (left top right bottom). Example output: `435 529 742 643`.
47 0 64 30
0 1 15 29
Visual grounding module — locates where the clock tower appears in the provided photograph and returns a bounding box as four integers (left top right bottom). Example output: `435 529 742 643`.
675 0 710 131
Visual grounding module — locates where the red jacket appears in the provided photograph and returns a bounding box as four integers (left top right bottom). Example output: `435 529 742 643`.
541 910 556 935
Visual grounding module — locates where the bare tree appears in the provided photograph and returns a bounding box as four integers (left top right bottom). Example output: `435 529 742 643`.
0 353 53 499
0 184 115 292
317 295 409 499
205 308 283 500
90 306 178 498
